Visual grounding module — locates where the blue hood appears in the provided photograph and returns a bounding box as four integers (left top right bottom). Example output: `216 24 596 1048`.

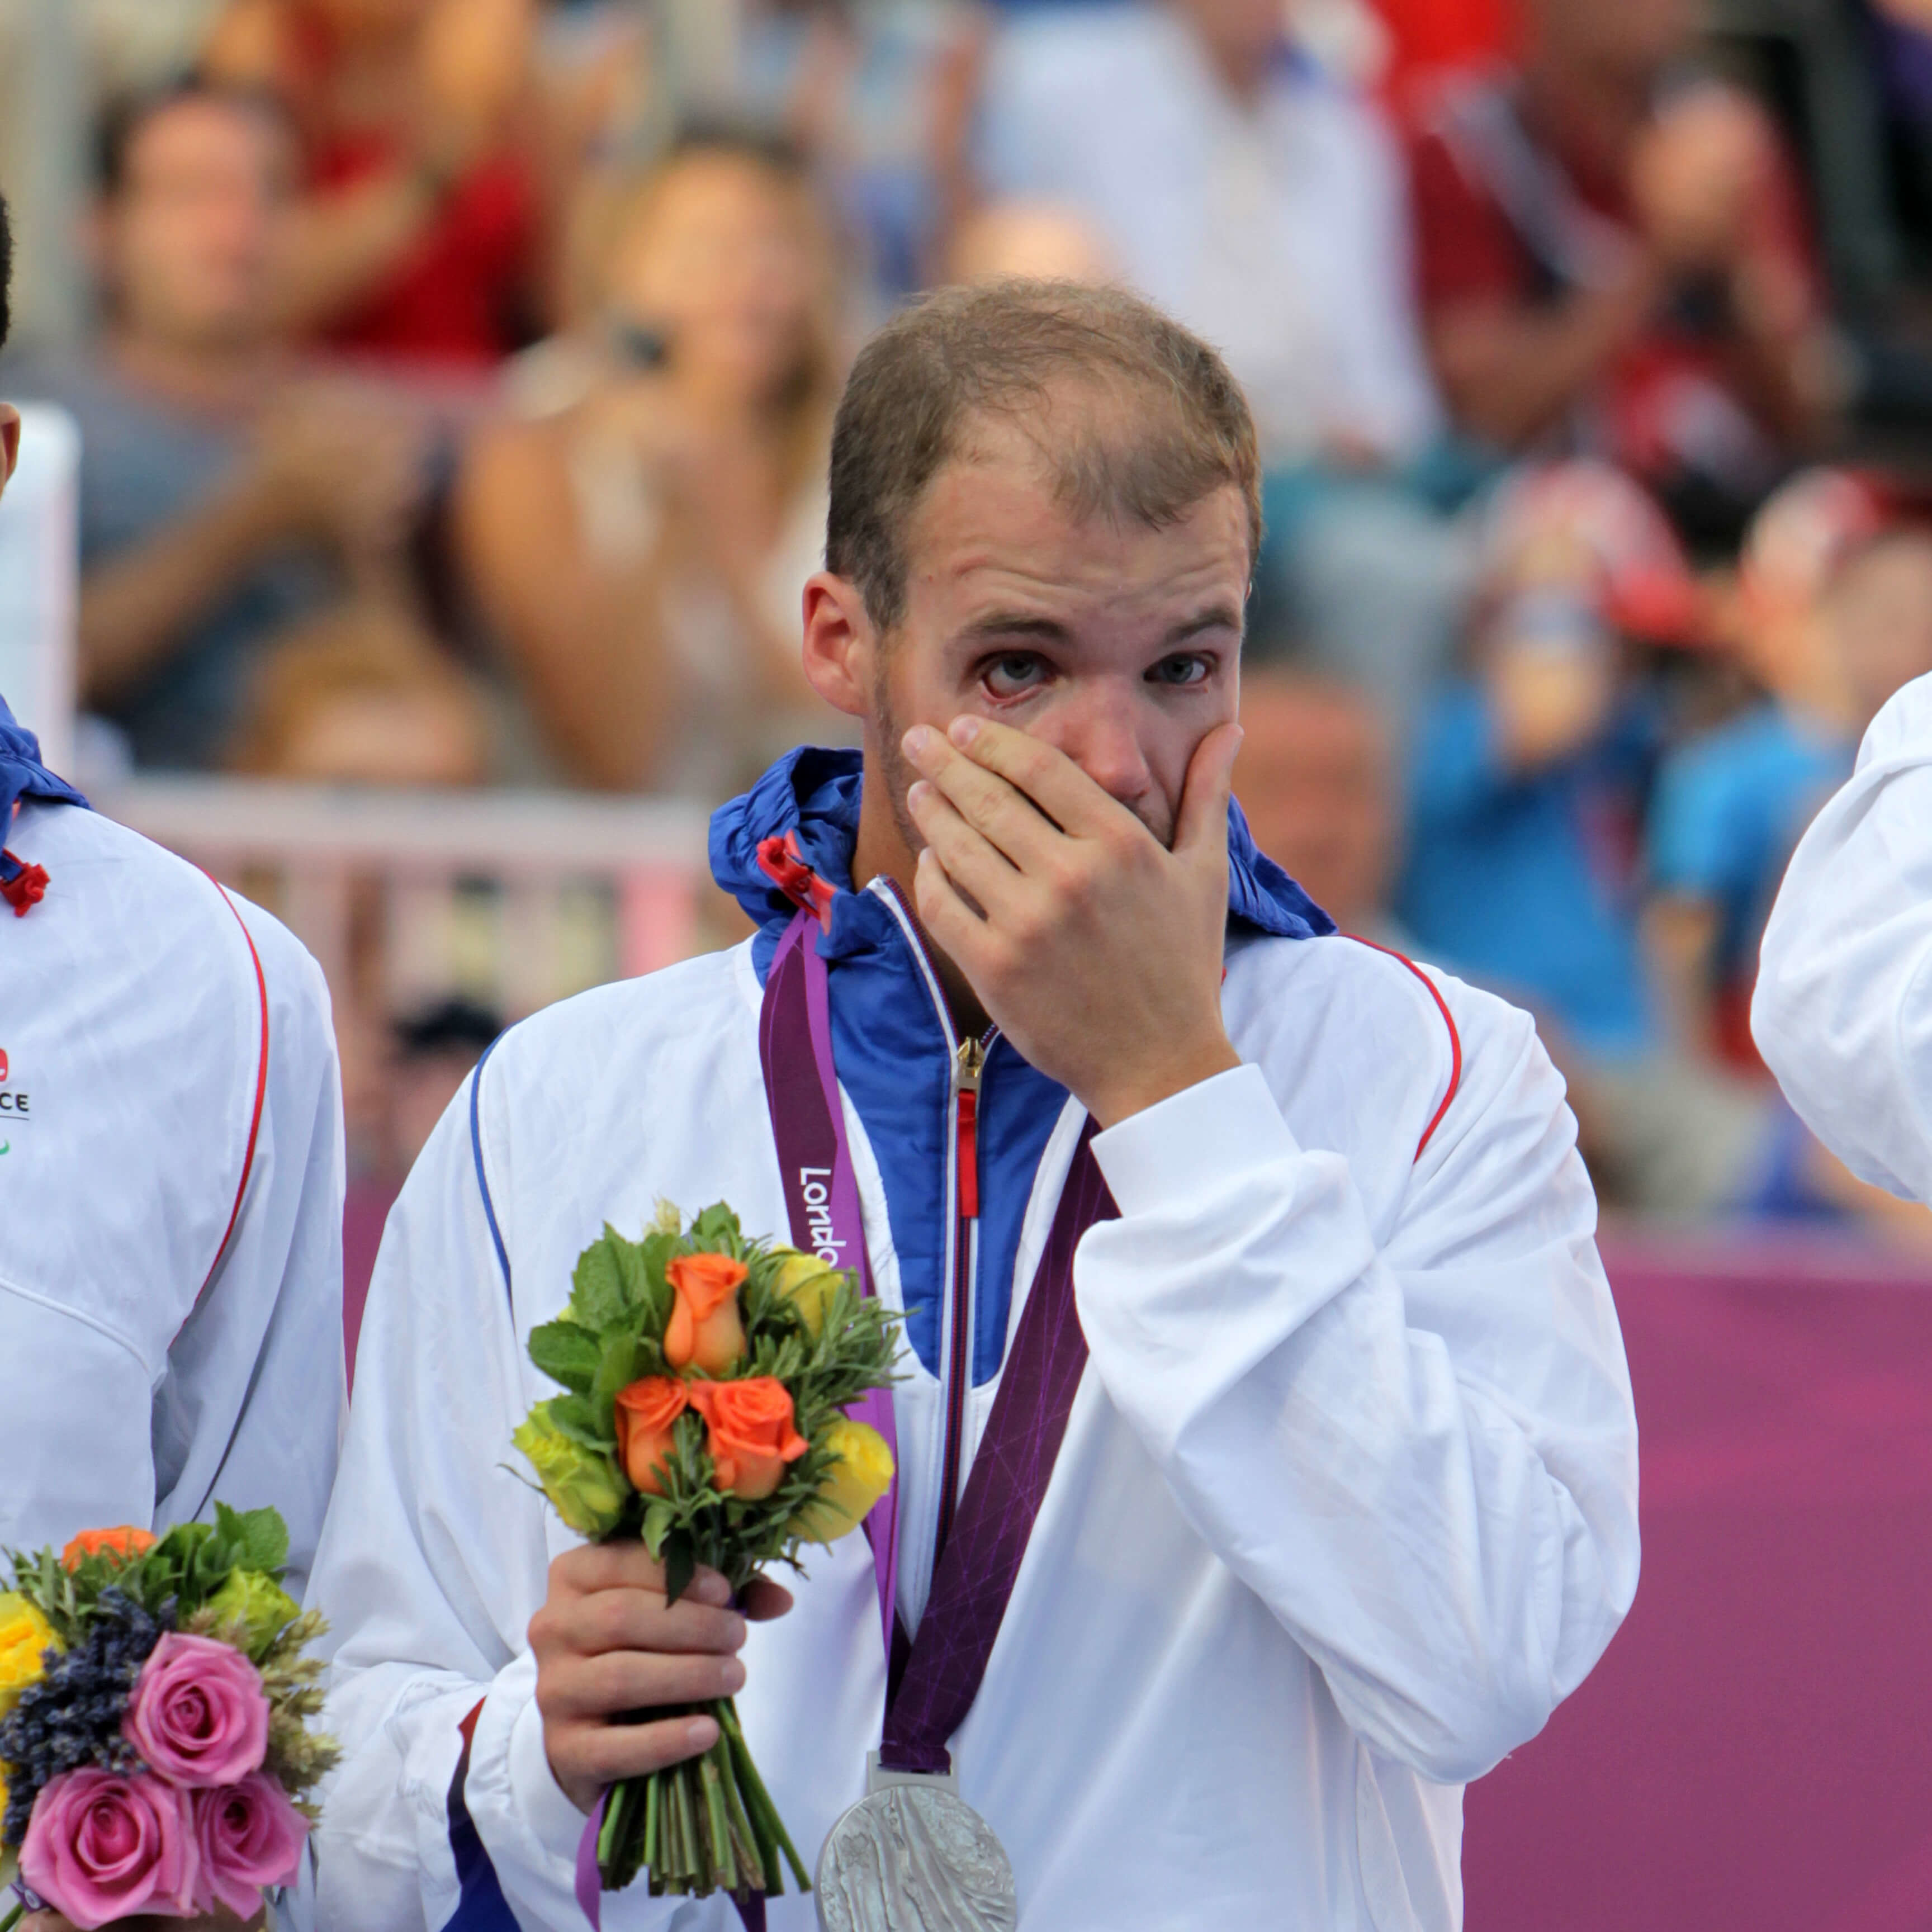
709 747 1330 1388
711 745 1333 958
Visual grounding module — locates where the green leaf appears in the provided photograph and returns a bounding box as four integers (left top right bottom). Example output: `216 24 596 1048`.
637 1232 678 1334
550 1391 615 1451
528 1319 601 1395
689 1203 744 1253
215 1503 290 1575
662 1530 696 1607
641 1499 675 1559
570 1230 629 1330
589 1329 647 1418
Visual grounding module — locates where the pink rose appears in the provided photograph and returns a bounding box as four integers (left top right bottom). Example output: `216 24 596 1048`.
123 1631 269 1787
19 1768 198 1929
190 1773 310 1919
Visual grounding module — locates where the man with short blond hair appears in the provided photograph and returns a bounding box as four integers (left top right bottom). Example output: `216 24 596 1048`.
311 280 1638 1931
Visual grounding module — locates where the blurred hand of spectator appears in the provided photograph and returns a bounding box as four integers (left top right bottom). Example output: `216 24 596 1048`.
1488 603 1620 771
251 387 428 572
416 0 538 181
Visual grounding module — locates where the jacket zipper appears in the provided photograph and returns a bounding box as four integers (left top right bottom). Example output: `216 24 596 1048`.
867 875 996 1580
935 1032 987 1564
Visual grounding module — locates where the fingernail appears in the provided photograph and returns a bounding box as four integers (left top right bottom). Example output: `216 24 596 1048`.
686 1718 718 1750
907 779 931 809
720 1658 746 1694
724 1613 748 1650
692 1572 732 1607
903 724 933 756
948 715 981 745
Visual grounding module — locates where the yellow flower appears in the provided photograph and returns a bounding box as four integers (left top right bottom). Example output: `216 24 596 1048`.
788 1420 895 1545
769 1249 845 1339
0 1593 59 1717
514 1404 626 1538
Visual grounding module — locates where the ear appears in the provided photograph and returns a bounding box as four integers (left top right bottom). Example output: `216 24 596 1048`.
801 571 875 720
0 405 21 500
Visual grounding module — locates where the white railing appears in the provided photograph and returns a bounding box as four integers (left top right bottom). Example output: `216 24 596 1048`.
96 776 720 1025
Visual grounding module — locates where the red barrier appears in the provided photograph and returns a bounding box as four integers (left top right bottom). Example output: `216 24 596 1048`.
1465 1237 1932 1931
341 1196 1932 1921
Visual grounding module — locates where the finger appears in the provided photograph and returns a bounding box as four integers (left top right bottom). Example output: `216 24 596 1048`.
915 846 996 969
552 1547 732 1608
944 715 1142 840
737 1576 794 1622
902 725 1058 870
907 779 1019 912
559 1712 720 1789
1175 722 1243 861
544 1646 746 1721
557 1587 747 1659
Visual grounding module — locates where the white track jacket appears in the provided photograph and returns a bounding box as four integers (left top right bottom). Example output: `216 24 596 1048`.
1755 670 1932 1202
310 751 1639 1932
0 797 345 1590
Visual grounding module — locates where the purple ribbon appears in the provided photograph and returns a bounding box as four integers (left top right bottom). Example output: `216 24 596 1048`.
758 910 901 1655
759 906 1116 1779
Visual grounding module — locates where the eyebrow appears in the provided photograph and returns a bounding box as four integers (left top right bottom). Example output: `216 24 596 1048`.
956 605 1244 648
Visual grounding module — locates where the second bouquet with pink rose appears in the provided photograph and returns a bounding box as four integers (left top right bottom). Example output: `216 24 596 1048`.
0 1508 336 1931
513 1201 901 1914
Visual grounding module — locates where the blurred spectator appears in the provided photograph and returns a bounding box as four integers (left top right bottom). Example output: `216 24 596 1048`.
979 0 1436 468
6 81 432 770
457 130 843 795
1233 670 1407 945
734 0 988 307
1397 463 1773 1215
945 198 1115 286
234 605 487 784
387 993 500 1175
977 0 1466 718
1407 0 1840 552
202 0 546 367
1649 471 1932 1064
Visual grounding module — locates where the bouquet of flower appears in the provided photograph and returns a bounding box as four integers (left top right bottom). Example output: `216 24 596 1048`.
513 1201 900 1909
0 1509 336 1931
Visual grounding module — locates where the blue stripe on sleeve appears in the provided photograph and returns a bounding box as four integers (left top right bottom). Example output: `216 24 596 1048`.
470 1037 512 1305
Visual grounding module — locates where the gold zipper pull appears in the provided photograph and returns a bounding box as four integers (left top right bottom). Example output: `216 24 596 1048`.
955 1035 985 1092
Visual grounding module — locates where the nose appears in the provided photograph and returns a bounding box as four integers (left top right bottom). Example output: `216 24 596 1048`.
1038 680 1154 816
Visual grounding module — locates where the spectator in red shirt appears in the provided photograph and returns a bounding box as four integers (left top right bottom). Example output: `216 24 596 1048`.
203 0 544 370
1405 0 1840 549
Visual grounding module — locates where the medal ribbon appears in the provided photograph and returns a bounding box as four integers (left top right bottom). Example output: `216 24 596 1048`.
759 906 1116 1779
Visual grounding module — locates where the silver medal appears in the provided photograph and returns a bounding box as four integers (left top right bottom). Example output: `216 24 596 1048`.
815 1754 1017 1931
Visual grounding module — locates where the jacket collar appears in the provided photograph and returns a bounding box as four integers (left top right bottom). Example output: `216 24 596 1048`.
709 746 1333 962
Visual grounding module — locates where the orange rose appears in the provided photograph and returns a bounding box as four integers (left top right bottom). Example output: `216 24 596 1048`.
61 1526 157 1570
613 1376 690 1496
686 1378 809 1501
663 1254 747 1375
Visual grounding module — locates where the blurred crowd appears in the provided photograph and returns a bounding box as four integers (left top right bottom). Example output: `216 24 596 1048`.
7 0 1932 1231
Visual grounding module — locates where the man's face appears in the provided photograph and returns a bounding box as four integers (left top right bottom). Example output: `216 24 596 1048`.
862 416 1248 855
107 100 292 351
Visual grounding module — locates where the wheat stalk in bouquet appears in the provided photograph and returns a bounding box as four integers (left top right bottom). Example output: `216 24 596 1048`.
512 1201 899 1907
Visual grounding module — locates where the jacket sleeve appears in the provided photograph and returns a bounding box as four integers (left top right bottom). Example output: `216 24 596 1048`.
1752 672 1932 1204
1077 992 1639 1786
309 1055 686 1932
154 904 346 1598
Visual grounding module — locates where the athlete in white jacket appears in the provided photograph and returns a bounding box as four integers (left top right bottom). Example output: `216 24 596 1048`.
1755 669 1932 1202
309 282 1638 1931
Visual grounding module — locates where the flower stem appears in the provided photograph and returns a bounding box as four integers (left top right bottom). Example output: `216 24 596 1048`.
717 1697 809 1890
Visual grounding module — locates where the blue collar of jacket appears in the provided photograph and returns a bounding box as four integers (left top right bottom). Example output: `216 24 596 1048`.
709 748 1331 1390
0 692 88 828
711 745 1333 970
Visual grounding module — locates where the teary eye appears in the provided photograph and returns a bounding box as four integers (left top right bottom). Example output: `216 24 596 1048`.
983 654 1050 699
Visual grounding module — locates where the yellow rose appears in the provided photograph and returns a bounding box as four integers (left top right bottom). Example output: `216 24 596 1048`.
0 1593 59 1717
788 1420 895 1545
769 1249 845 1339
